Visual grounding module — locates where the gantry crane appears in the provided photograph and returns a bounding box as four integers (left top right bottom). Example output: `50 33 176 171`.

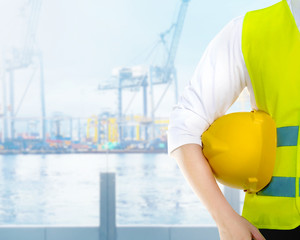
1 0 45 143
98 0 191 142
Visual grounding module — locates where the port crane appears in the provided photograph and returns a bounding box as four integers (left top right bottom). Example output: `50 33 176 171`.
99 0 191 142
1 0 45 143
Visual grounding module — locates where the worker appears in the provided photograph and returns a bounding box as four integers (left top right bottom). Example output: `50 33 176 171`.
168 0 300 239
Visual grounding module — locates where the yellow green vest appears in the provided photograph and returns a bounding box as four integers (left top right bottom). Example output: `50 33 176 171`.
242 0 300 229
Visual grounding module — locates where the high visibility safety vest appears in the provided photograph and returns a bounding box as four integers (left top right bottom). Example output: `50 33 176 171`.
242 0 300 229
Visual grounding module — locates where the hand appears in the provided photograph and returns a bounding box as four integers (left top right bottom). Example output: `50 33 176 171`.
217 214 266 240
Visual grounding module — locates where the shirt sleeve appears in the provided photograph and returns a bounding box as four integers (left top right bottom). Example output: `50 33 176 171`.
167 15 249 155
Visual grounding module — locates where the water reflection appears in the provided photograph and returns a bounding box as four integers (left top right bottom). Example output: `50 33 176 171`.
0 153 216 225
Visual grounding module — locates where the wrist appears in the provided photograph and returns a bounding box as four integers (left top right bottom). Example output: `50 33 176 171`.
212 204 240 228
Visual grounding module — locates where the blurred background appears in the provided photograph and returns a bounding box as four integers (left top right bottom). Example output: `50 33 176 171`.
0 0 277 227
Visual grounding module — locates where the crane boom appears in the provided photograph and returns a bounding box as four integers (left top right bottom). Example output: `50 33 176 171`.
21 0 42 68
162 0 190 83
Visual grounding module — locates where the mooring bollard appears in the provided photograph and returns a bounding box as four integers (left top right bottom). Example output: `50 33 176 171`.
99 172 116 240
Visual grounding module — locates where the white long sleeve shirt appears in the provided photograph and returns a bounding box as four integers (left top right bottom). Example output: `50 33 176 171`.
167 0 300 155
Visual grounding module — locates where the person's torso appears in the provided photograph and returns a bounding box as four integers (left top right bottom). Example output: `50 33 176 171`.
241 0 300 229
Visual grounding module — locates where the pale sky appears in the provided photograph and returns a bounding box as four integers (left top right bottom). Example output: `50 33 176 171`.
0 0 278 119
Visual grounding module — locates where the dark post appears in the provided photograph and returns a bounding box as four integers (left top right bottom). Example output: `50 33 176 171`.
99 172 116 240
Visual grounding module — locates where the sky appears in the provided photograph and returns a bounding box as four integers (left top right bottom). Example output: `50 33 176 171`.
0 0 279 119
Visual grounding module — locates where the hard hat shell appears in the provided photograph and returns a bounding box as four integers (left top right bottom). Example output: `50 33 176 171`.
202 110 276 193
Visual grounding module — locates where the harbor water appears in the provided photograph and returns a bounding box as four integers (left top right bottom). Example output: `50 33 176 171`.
0 153 244 226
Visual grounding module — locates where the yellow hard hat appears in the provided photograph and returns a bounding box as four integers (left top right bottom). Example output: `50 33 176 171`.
202 110 277 193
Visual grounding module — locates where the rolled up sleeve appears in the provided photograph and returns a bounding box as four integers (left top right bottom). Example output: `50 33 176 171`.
168 15 249 155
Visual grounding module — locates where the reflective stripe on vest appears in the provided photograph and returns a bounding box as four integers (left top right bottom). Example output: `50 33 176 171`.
241 0 300 229
277 126 299 147
257 176 296 197
257 126 299 197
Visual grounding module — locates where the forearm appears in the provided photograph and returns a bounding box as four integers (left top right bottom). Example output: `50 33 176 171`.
171 143 238 227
